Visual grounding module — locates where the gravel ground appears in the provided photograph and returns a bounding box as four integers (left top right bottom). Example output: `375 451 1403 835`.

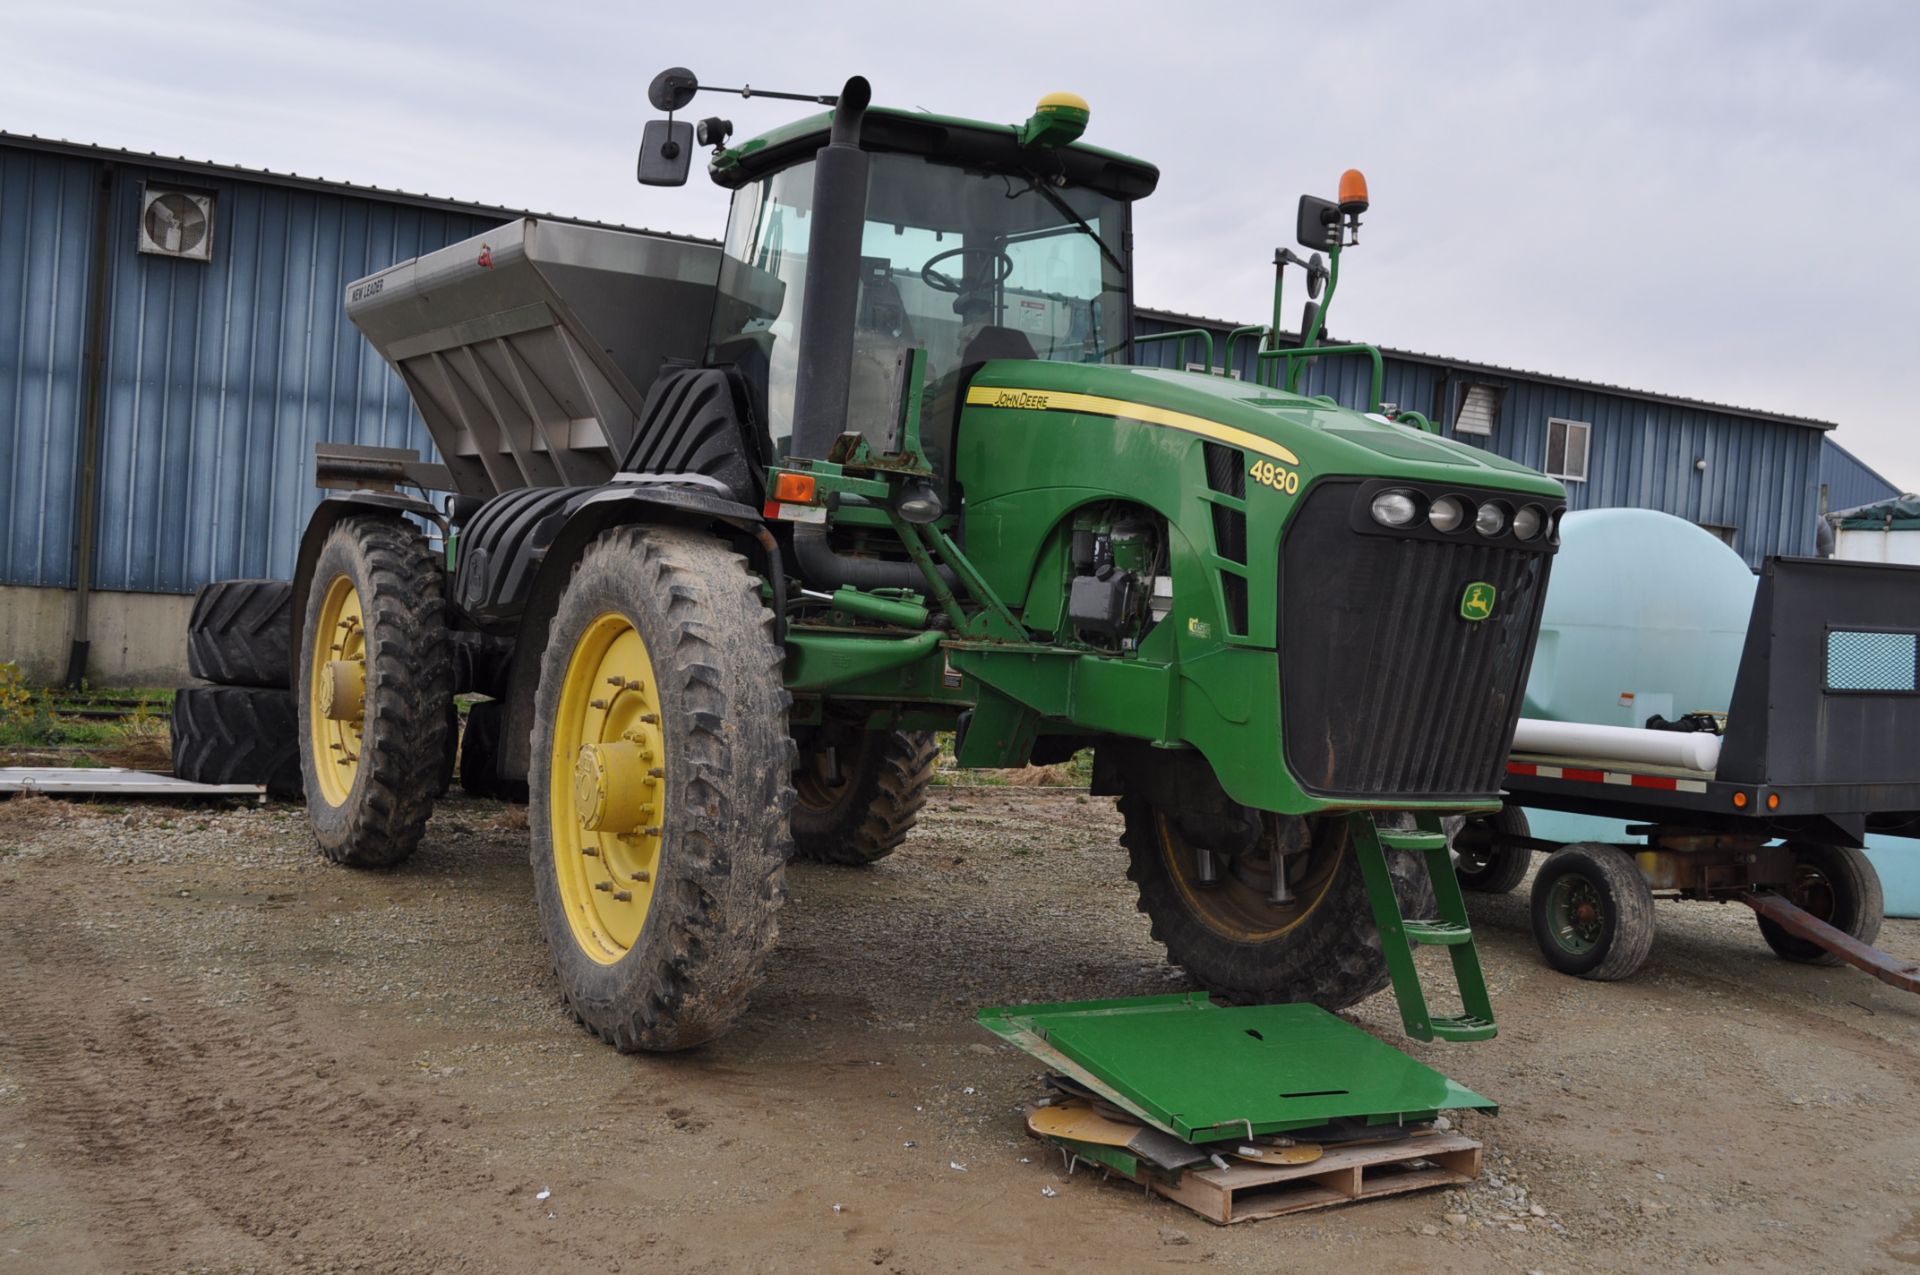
1 787 1916 1274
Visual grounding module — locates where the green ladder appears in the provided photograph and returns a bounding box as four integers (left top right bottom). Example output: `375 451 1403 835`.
1349 812 1497 1043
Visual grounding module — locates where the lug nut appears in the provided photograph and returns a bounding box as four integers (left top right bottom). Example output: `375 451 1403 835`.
613 890 633 902
630 871 650 883
594 881 612 893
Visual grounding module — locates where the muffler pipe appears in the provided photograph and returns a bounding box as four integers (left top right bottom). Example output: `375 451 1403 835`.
784 75 954 594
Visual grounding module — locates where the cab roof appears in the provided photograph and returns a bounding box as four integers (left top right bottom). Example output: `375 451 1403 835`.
709 106 1160 203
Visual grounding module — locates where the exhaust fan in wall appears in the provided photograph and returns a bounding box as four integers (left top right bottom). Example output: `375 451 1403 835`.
137 185 215 261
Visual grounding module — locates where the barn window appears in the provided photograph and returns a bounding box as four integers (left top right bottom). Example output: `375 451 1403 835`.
1453 383 1502 436
1545 418 1590 481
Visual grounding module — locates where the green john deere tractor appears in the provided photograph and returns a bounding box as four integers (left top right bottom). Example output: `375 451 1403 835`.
290 70 1565 1052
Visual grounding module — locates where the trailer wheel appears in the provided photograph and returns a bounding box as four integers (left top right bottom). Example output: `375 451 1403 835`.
1530 843 1656 979
1453 806 1532 894
529 525 791 1052
790 716 937 865
297 515 451 869
1121 793 1435 1009
1757 842 1884 965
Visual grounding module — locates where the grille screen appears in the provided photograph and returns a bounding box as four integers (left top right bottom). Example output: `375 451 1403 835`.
1279 480 1551 799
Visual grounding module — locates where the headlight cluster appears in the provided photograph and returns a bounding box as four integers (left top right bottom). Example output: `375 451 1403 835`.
1368 488 1557 542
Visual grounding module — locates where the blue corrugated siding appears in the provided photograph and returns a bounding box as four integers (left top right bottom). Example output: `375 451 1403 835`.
0 149 98 587
86 165 495 592
1135 314 1825 569
1819 439 1903 514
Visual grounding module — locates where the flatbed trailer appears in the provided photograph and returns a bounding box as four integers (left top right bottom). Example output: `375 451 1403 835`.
1449 556 1920 987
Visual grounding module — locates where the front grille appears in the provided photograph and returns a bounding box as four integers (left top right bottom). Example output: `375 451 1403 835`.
1280 480 1552 800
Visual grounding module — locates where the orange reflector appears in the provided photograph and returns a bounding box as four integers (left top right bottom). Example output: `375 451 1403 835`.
1338 168 1370 212
1766 793 1780 810
1733 791 1749 808
774 472 818 504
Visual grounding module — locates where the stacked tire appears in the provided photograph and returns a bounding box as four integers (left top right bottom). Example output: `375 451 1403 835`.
172 580 303 798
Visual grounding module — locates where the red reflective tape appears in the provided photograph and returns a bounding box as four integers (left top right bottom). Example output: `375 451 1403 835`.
1507 762 1538 776
1630 774 1679 790
1562 768 1606 783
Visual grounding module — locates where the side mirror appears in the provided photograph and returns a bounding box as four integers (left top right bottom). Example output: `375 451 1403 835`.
1296 195 1339 252
637 119 694 187
1305 251 1327 299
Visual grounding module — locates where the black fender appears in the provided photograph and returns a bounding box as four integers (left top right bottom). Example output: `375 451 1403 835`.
288 491 444 689
490 478 770 785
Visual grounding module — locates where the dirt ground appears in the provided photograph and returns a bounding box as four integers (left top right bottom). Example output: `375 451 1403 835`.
1 787 1917 1275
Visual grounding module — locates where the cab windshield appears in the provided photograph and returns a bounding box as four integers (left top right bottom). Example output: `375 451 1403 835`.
708 150 1131 459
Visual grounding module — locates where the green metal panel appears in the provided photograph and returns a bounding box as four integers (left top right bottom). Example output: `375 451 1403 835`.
978 995 1496 1142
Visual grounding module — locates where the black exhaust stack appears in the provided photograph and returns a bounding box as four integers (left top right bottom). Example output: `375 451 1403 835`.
788 76 953 594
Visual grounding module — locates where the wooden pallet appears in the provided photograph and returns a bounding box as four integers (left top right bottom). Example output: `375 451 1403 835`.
1138 1130 1482 1225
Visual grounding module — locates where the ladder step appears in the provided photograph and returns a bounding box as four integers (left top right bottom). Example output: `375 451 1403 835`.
1404 919 1474 945
1429 1014 1498 1042
1377 830 1449 852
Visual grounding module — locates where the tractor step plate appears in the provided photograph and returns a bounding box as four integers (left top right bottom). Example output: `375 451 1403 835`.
978 994 1496 1143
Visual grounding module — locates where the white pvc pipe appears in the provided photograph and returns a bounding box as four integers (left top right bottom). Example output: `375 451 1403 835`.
1511 717 1721 773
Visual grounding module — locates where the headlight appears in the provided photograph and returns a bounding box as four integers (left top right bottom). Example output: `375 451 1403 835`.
1511 504 1545 541
1474 501 1507 537
1427 496 1467 533
1370 490 1420 527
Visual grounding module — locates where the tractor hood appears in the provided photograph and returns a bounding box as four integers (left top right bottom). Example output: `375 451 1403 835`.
966 361 1564 497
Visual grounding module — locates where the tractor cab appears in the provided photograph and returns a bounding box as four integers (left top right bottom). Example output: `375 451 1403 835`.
677 82 1159 480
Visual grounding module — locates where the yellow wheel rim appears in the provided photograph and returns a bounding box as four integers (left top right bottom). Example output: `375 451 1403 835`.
550 611 668 964
309 574 367 808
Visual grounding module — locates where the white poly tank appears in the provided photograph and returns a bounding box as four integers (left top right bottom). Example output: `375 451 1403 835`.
1522 509 1756 729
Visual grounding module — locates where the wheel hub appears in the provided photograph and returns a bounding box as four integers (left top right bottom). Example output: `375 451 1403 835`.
319 658 365 721
572 739 649 833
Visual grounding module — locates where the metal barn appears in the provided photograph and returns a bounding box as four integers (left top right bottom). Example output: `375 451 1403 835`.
0 132 1906 683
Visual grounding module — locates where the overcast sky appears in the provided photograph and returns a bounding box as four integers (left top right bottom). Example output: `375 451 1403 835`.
4 0 1916 489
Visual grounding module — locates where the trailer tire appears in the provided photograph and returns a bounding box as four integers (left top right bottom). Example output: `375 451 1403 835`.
296 515 451 869
791 720 937 865
459 699 530 803
1453 806 1532 894
529 525 792 1052
187 580 293 688
1530 843 1656 980
1121 793 1435 1009
1757 842 1884 965
171 685 302 798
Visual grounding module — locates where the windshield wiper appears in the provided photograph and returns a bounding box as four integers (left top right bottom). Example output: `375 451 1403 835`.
1016 174 1126 275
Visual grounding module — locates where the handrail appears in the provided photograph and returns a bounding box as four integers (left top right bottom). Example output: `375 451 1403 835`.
1134 327 1215 372
1256 343 1386 413
1219 325 1270 379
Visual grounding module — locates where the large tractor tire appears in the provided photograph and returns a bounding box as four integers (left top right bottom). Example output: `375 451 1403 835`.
1121 792 1436 1009
187 579 293 688
171 686 302 798
529 526 791 1052
1756 842 1883 965
791 718 937 865
1529 842 1656 980
296 515 451 869
459 698 530 803
1452 805 1533 894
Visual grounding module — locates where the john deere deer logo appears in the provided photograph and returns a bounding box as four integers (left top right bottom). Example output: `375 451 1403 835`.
1460 582 1497 621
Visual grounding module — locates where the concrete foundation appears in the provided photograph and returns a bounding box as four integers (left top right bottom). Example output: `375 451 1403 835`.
0 585 194 687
